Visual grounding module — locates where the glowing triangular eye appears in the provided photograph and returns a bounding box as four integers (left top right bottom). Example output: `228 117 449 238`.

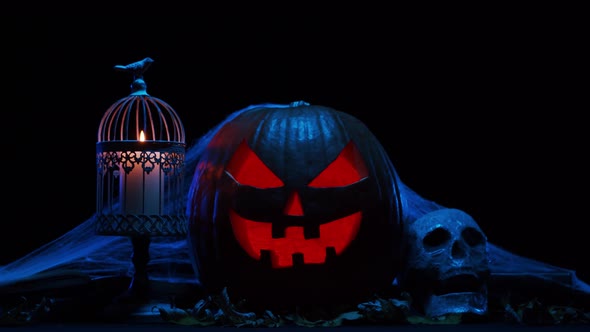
308 141 368 188
226 140 284 188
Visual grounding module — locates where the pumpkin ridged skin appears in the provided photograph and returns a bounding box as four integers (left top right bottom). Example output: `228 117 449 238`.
187 102 403 310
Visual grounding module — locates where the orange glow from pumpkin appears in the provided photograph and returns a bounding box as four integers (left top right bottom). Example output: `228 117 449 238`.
308 141 368 187
284 191 304 216
226 140 284 188
230 209 362 268
226 140 368 268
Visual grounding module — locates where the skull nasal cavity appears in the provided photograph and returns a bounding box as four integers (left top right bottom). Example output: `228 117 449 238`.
452 241 467 258
284 191 304 216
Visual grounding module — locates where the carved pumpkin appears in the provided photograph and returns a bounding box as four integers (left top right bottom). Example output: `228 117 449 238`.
187 101 403 308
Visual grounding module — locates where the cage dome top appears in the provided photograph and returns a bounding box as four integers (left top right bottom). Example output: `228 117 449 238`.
97 58 185 144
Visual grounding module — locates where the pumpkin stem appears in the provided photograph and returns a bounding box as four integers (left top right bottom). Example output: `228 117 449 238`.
290 100 310 107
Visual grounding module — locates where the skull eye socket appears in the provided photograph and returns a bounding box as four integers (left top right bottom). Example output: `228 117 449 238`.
423 227 450 249
462 227 486 246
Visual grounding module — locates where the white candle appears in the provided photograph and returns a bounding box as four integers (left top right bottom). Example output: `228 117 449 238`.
119 131 163 215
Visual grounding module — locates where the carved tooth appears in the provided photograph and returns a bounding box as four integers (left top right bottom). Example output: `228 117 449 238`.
325 247 337 264
272 223 286 238
304 223 320 239
260 249 273 268
292 253 304 267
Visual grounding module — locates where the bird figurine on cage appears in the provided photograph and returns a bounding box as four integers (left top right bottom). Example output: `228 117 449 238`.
114 57 154 80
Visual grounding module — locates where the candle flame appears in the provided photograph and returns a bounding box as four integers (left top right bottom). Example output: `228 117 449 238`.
139 130 145 142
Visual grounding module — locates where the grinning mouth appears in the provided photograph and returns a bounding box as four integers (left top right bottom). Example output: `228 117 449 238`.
229 209 361 268
433 274 485 296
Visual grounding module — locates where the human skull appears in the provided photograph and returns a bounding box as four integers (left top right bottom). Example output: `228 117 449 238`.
399 208 490 319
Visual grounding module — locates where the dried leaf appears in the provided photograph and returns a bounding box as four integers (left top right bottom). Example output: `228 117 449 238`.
518 298 555 325
407 313 463 325
156 287 283 327
357 296 410 323
548 305 590 324
0 296 53 326
503 303 523 324
154 306 216 326
285 310 363 327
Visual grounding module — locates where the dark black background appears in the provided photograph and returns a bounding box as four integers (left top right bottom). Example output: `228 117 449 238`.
3 8 588 284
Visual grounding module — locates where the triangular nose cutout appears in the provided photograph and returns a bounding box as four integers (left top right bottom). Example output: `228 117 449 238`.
284 191 304 216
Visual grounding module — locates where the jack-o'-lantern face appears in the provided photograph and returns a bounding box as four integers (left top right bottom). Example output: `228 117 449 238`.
187 101 403 306
225 139 368 268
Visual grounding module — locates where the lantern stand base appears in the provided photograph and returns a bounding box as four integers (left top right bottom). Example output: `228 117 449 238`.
113 235 152 303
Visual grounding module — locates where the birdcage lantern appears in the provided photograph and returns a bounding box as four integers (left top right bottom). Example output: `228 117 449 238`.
95 58 186 297
96 59 187 237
